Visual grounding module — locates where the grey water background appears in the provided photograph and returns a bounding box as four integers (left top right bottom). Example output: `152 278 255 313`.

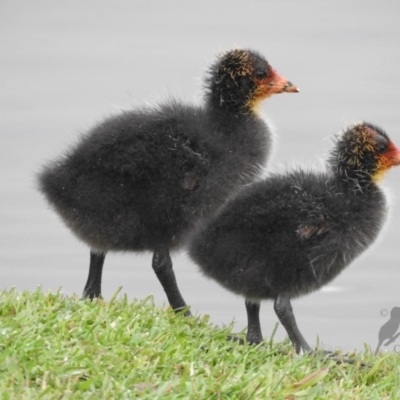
1 0 400 353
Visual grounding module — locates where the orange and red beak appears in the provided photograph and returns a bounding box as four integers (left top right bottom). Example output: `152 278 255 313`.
255 67 299 100
268 67 299 94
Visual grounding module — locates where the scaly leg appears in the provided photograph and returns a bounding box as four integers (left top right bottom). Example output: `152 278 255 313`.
245 299 263 344
82 250 105 299
274 294 311 353
152 247 191 316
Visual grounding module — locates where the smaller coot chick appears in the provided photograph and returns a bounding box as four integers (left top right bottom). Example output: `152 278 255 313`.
38 49 298 314
188 123 400 353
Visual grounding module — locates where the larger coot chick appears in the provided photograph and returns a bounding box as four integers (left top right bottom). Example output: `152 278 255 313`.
38 49 298 314
188 123 400 351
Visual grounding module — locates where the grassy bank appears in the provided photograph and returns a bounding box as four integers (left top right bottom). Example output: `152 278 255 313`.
0 288 399 399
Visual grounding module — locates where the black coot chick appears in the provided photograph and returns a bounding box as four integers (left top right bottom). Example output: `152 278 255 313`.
38 49 298 314
188 122 400 351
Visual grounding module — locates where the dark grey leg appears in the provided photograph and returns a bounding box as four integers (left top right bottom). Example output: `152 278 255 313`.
274 294 311 353
152 248 191 316
82 250 105 299
245 299 263 344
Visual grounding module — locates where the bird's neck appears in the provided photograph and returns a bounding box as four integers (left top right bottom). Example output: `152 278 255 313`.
205 94 255 118
209 111 261 149
333 168 378 195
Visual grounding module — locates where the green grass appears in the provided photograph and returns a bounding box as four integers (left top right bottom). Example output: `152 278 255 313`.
0 288 399 399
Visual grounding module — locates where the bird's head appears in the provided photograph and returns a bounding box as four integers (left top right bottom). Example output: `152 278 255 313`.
205 48 298 114
330 122 400 184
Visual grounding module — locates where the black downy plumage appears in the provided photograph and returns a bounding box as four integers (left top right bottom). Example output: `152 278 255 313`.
38 49 298 314
188 122 400 351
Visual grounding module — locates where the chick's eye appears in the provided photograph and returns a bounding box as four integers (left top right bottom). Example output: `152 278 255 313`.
255 70 267 79
377 142 387 153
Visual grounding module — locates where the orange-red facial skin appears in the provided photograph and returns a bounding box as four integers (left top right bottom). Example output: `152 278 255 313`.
256 67 299 98
383 141 400 167
374 141 400 182
247 66 299 112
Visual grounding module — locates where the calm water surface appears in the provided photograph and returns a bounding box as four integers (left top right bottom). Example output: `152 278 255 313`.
1 0 400 353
